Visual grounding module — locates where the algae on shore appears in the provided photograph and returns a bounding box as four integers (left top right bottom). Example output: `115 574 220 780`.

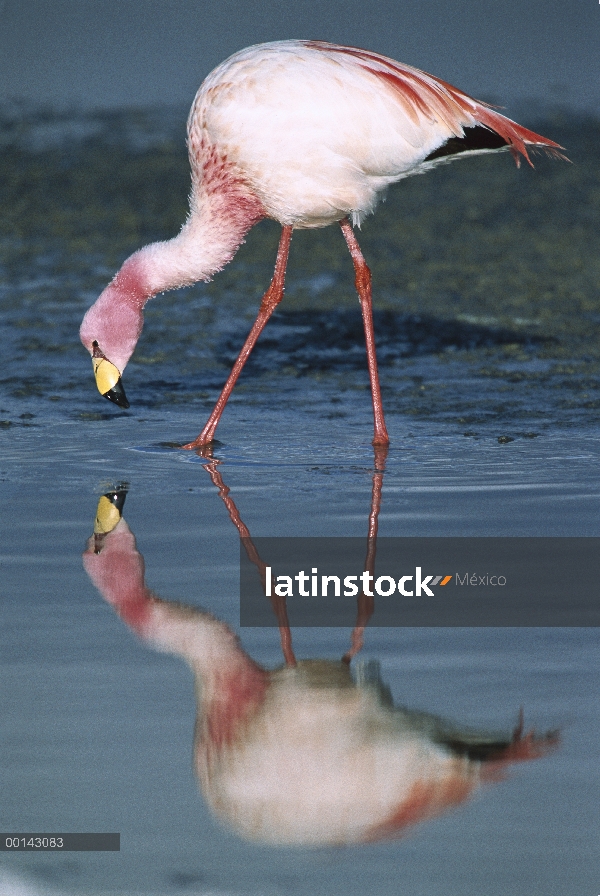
1 107 598 433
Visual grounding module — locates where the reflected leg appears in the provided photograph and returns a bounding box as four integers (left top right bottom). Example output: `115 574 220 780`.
201 450 297 666
343 445 388 663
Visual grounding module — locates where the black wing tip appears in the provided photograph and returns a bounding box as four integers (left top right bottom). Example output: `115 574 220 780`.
425 125 569 166
424 125 508 163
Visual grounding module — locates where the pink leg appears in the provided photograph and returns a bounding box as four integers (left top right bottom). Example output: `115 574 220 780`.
343 444 388 663
183 225 293 449
340 219 390 447
201 449 297 667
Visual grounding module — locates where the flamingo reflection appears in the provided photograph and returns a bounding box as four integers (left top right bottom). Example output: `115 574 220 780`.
83 454 556 846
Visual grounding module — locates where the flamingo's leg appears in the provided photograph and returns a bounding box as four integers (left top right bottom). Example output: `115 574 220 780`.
343 444 388 664
201 452 297 666
183 225 293 449
340 219 390 447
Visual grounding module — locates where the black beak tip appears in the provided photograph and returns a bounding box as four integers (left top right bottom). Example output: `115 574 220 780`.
103 487 128 514
103 379 130 409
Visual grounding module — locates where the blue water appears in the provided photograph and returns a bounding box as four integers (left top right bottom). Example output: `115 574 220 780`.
1 412 600 895
1 108 600 895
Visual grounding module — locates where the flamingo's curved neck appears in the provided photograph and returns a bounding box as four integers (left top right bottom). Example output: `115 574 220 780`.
121 180 265 307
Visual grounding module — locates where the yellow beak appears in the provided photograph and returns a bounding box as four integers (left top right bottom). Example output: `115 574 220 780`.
93 488 128 551
92 355 129 408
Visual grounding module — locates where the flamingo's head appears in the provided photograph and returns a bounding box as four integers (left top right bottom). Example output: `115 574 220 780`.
80 275 145 410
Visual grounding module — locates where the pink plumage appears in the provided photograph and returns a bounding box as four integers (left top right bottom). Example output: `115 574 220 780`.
80 40 565 447
84 511 558 847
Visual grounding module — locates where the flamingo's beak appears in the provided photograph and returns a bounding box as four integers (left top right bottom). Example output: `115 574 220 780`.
93 488 128 551
92 346 130 409
94 489 127 535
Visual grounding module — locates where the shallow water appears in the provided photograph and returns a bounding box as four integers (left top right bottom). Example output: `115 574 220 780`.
1 108 600 895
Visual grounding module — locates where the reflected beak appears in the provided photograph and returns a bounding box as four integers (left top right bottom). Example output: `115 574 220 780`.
92 350 130 409
94 488 128 550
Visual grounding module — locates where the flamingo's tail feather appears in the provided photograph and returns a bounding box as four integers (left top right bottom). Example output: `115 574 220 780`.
424 114 567 169
469 106 568 167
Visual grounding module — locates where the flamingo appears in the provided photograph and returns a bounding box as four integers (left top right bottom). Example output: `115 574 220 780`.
79 40 565 447
84 484 557 846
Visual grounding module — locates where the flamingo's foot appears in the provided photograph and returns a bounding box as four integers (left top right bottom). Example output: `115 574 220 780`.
181 437 217 453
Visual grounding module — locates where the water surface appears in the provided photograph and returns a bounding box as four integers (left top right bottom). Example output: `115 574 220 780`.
1 107 599 895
